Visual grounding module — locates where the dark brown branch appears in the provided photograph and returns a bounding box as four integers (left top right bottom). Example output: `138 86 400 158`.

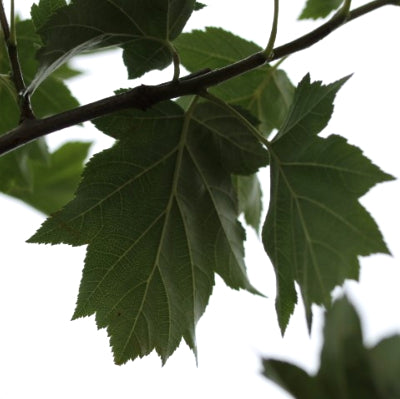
0 0 398 156
0 0 35 121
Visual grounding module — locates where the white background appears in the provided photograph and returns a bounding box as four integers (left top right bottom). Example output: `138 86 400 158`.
1 1 399 398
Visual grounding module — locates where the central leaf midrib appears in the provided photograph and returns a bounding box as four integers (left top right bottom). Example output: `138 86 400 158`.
120 101 193 359
270 150 328 298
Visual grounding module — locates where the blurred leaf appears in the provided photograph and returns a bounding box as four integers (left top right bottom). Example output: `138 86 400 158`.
175 27 294 135
0 19 79 199
263 359 321 398
368 336 400 398
263 297 400 398
31 0 67 30
29 100 268 364
6 142 91 215
234 174 263 233
300 0 342 19
29 0 196 90
262 75 393 332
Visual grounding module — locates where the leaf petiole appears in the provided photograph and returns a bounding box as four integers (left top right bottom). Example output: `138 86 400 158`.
263 0 280 60
168 42 181 81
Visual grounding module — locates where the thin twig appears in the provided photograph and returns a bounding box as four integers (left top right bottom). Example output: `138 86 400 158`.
0 0 35 121
0 0 398 156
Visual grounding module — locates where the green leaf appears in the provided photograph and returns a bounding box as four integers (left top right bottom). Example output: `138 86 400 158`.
300 0 343 20
318 297 378 398
29 0 196 91
234 174 263 233
263 359 321 398
262 75 394 332
6 142 91 215
29 99 269 364
368 336 400 398
263 297 400 398
0 19 79 127
194 2 206 10
174 27 295 135
31 0 67 30
0 19 79 197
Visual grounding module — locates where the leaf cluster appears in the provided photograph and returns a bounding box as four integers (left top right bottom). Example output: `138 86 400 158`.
0 0 397 379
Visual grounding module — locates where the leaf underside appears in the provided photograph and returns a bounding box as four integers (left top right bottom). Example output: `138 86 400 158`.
262 75 393 333
29 0 196 92
175 27 295 136
0 18 82 211
29 99 269 364
299 0 343 19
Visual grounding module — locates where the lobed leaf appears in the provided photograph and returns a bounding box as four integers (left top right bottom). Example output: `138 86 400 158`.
299 0 343 20
175 27 295 136
262 75 394 332
263 297 400 398
29 99 269 364
29 0 196 92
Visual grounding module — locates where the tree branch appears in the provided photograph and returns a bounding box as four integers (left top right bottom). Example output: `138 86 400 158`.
0 0 398 156
0 0 35 121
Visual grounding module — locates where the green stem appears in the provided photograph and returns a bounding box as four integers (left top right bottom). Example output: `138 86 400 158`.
170 43 181 81
332 0 352 23
201 91 271 149
263 0 280 59
0 0 396 156
0 0 34 121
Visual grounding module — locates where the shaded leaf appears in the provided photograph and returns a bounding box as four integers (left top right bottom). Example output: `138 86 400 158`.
318 297 378 398
175 27 294 135
31 0 67 30
29 0 196 91
263 359 321 398
262 75 393 332
369 336 400 398
6 142 91 215
0 19 79 197
263 297 400 398
194 2 206 10
234 174 263 233
300 0 342 19
29 100 268 364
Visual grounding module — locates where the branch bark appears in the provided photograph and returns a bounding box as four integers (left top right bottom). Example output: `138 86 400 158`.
0 0 398 156
0 0 35 121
